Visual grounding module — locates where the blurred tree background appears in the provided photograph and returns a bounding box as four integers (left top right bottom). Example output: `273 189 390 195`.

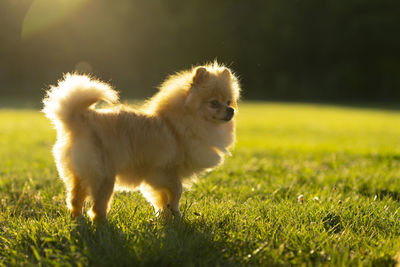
0 0 399 101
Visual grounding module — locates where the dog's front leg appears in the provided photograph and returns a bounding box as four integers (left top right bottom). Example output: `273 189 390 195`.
165 180 182 217
145 173 183 218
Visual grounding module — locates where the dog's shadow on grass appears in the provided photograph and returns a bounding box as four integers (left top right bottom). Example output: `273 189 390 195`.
71 213 238 266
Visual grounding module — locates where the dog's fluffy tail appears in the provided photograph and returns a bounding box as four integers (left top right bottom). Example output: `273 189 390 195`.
42 73 119 127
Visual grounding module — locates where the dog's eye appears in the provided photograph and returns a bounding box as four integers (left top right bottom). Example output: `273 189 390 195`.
210 100 220 109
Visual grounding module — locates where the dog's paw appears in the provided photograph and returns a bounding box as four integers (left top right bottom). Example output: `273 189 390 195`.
70 208 83 218
87 208 107 222
157 205 181 220
171 208 182 218
167 204 182 218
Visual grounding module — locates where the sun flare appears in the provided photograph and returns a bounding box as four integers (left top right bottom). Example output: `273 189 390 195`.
22 0 88 39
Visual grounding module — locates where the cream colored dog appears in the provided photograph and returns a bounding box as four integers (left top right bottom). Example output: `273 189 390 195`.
43 63 240 221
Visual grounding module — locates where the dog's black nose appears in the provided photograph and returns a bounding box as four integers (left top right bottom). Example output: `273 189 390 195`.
223 107 235 121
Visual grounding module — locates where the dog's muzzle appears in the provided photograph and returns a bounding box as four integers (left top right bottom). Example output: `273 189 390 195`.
223 107 235 121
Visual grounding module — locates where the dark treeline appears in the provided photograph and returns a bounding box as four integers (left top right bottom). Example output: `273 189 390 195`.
1 0 399 101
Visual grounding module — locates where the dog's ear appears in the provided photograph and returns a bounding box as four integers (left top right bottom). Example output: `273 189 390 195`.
193 67 209 85
221 68 231 79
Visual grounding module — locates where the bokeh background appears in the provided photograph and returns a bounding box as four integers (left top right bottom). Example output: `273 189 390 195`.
1 0 399 101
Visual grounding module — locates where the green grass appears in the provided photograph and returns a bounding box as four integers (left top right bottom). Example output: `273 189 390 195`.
1 102 400 266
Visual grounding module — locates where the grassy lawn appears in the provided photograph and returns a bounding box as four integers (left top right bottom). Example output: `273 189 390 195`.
1 102 400 266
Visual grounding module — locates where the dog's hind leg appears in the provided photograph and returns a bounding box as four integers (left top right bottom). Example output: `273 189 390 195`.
67 176 88 218
88 176 115 221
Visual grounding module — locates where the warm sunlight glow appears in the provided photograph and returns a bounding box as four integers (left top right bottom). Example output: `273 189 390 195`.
22 0 88 39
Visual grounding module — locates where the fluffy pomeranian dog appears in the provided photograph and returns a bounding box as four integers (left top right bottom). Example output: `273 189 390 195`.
42 62 240 221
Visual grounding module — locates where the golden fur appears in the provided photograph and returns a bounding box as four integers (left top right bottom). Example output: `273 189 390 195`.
42 62 240 220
